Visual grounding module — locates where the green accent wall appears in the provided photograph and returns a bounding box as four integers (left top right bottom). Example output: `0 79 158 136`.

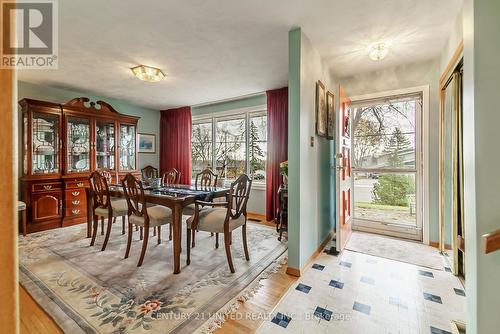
191 94 266 116
17 81 160 170
287 27 301 270
463 0 500 332
288 27 337 270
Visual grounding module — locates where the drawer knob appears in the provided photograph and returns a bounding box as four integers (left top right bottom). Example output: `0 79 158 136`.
71 191 80 196
77 182 84 187
72 209 80 214
43 185 52 190
72 200 80 205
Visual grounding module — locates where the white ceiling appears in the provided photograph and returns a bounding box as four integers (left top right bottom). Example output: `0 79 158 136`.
19 0 462 110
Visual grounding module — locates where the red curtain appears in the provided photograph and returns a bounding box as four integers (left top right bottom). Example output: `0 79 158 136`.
159 106 192 185
266 87 288 221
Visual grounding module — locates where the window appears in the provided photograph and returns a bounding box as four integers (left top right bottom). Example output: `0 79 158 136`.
191 121 212 176
191 109 267 184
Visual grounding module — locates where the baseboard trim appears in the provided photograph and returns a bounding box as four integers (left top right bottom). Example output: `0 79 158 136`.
286 228 335 277
247 212 267 221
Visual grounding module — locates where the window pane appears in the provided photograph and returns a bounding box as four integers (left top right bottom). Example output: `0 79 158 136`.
354 172 416 227
249 115 267 182
215 118 246 180
191 121 213 178
353 99 417 169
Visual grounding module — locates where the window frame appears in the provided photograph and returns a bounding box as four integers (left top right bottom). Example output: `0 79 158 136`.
191 104 267 186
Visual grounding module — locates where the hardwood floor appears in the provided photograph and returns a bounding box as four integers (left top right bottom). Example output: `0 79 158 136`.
19 216 295 334
215 261 297 333
20 285 63 334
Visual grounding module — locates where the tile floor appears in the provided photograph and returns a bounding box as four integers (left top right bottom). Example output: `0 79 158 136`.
257 240 465 334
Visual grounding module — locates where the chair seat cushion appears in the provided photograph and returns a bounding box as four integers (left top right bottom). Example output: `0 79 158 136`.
129 205 172 227
95 198 128 217
182 203 196 216
18 201 27 211
186 208 245 233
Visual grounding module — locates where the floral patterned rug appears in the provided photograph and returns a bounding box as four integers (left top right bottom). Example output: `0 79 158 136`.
19 219 287 334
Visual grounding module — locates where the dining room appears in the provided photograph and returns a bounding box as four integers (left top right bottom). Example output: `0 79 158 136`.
17 77 289 333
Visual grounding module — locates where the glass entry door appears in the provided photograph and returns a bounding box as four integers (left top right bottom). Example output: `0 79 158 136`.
352 93 422 240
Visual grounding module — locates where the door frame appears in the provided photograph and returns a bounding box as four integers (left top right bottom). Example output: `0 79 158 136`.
349 85 430 245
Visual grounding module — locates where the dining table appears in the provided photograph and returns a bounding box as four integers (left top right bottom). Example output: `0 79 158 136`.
85 183 230 274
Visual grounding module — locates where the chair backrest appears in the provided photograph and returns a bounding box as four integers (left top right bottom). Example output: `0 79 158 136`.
228 174 252 219
195 168 218 188
162 168 181 185
96 168 116 185
121 173 147 218
141 165 158 180
89 171 111 209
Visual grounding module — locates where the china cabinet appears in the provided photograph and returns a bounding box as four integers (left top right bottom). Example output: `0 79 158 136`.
20 97 139 233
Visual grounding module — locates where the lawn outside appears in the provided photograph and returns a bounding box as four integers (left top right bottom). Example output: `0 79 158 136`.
354 201 416 227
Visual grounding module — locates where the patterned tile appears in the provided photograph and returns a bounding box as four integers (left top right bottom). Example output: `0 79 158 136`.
271 312 292 328
453 288 465 296
312 263 325 271
423 292 442 304
295 283 312 294
329 280 344 289
418 270 434 278
339 261 352 268
360 276 375 285
353 301 371 315
314 306 333 321
430 326 452 334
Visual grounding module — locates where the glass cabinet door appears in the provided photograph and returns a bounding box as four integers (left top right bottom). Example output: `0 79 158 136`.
66 117 91 173
119 124 136 171
95 121 116 170
31 112 60 174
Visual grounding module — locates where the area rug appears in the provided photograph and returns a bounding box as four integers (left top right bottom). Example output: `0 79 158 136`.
19 219 287 334
345 231 445 270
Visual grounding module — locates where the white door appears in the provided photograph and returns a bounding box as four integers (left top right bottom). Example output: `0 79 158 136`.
336 86 353 252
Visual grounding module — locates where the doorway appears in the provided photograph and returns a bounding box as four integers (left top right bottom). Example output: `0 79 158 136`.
351 91 424 241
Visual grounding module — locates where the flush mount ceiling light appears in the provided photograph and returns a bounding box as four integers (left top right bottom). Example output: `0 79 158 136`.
131 65 166 82
368 42 390 61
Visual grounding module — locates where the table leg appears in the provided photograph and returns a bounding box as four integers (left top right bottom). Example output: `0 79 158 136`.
172 204 182 274
86 188 92 238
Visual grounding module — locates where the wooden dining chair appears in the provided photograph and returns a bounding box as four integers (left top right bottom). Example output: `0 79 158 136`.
88 171 128 251
186 174 252 273
184 169 218 247
95 168 120 235
122 173 173 267
162 168 181 185
141 165 158 181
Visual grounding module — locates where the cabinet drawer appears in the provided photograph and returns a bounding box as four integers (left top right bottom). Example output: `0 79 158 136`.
33 182 62 193
65 207 85 218
65 197 86 208
66 180 88 189
64 189 86 201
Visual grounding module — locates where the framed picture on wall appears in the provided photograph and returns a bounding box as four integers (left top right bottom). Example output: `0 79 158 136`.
326 91 335 139
138 133 156 153
316 80 327 137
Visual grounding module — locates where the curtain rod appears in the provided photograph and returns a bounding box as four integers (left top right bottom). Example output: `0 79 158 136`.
190 91 266 108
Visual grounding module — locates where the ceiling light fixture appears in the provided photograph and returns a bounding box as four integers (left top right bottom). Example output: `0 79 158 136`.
131 65 166 82
368 42 390 61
